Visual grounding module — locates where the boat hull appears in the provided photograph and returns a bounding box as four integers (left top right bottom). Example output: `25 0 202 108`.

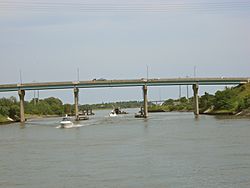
60 121 73 128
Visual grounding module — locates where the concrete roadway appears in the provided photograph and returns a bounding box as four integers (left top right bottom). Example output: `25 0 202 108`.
0 77 249 92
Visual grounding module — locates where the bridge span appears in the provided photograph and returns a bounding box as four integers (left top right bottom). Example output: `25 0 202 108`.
0 77 249 122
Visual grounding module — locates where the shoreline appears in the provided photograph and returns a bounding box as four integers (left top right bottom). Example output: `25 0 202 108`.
25 114 60 120
149 109 250 117
1 109 250 125
0 114 61 125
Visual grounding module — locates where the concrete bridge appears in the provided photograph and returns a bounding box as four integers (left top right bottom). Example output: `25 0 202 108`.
0 77 249 122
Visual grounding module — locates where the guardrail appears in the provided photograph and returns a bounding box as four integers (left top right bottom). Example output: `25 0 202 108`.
0 77 249 92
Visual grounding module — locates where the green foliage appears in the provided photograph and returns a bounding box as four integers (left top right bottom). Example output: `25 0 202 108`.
1 83 250 122
0 96 65 121
0 114 8 123
63 104 73 115
148 105 169 112
150 97 192 112
0 97 19 119
80 101 142 110
199 92 215 112
244 95 250 109
237 95 250 111
214 88 237 111
44 97 63 115
163 99 174 106
26 97 64 115
0 97 144 122
149 83 250 114
8 104 19 119
200 84 250 113
179 97 188 103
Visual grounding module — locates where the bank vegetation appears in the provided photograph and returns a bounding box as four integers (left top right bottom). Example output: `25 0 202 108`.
1 83 250 123
0 97 142 123
149 83 250 116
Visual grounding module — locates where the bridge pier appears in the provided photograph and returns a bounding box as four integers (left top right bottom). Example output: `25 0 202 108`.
143 85 148 118
192 83 199 116
18 90 25 123
74 88 79 121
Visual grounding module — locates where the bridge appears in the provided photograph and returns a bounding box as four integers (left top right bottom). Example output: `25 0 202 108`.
0 77 249 122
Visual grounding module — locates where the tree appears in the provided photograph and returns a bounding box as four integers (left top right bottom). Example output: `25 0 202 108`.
199 92 215 111
238 95 250 111
214 88 237 110
163 99 174 106
63 104 72 115
9 105 19 119
179 97 188 104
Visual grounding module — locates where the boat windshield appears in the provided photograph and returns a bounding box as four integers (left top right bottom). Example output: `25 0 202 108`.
62 117 70 121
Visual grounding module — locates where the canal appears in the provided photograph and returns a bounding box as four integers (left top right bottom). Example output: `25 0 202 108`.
0 109 250 187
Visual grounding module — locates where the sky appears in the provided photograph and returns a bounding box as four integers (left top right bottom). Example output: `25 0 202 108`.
0 0 250 104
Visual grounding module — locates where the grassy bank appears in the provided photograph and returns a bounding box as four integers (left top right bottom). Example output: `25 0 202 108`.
0 114 8 123
0 114 15 124
149 97 193 113
149 83 250 116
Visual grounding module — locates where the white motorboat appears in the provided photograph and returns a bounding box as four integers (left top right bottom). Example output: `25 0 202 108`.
109 110 117 117
60 115 73 128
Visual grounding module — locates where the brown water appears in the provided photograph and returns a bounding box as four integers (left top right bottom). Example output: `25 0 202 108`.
1 109 250 188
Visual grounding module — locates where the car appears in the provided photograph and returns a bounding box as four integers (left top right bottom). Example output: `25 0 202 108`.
97 78 107 81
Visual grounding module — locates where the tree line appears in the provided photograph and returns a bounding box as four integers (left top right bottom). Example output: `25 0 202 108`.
149 83 250 115
0 97 69 121
79 101 142 111
1 83 250 122
0 97 142 122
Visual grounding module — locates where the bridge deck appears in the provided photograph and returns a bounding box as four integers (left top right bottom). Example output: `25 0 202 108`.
0 77 249 92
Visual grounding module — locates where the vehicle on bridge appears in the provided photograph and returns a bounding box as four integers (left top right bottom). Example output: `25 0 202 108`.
92 78 107 81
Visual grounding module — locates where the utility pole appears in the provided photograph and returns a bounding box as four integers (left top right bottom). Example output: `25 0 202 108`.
37 90 39 103
186 76 189 100
194 66 197 79
146 65 149 80
158 88 162 101
77 67 80 82
33 90 36 105
33 80 36 106
179 85 182 99
19 69 23 84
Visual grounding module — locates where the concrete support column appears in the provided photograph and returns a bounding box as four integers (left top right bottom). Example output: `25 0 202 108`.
18 90 25 123
192 83 199 116
74 88 79 120
143 85 148 118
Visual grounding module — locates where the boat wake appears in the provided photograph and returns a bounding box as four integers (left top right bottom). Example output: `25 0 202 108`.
56 124 85 129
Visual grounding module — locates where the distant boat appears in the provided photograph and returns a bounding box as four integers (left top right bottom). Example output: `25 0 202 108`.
60 115 73 128
134 107 145 118
109 110 117 117
114 107 128 115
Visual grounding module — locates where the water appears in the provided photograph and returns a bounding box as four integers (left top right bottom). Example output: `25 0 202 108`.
1 109 250 188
